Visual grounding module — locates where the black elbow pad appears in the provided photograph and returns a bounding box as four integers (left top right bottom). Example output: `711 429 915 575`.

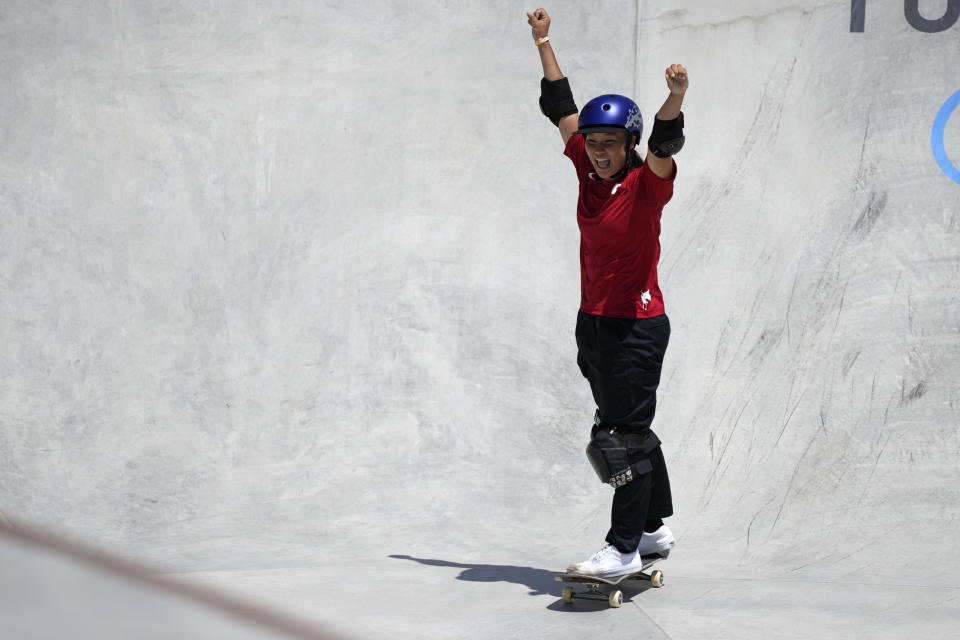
648 112 685 157
539 77 579 127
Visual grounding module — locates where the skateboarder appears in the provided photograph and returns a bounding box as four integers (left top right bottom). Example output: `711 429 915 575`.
527 8 688 578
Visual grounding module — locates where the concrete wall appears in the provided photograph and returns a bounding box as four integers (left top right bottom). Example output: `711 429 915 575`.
2 1 958 637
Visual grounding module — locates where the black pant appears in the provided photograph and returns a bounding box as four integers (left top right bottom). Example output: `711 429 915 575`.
575 311 673 554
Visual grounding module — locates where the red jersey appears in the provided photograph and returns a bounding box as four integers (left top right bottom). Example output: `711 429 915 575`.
564 135 676 319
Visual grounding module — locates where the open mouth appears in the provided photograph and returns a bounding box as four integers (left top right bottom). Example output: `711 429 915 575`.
595 158 611 170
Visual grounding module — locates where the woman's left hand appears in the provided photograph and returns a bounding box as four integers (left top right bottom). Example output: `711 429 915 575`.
665 64 688 95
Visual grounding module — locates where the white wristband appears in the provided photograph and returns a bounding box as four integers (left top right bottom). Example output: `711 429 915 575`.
535 35 550 46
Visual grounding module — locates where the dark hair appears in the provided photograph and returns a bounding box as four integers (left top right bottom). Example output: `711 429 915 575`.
611 133 643 181
626 136 643 170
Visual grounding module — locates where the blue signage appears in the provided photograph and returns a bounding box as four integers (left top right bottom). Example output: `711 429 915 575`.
932 90 960 185
852 1 959 32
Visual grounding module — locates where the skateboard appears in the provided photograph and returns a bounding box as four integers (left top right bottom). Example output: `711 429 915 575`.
555 554 666 608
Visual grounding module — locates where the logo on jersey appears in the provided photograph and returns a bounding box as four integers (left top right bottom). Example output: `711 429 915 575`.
640 289 652 310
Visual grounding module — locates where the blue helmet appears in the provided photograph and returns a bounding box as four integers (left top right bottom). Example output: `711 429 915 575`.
574 94 643 144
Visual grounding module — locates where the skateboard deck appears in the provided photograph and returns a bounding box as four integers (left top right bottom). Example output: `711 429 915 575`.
555 553 666 608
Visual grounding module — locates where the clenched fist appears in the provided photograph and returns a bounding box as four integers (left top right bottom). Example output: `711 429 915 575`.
665 64 689 95
526 8 551 41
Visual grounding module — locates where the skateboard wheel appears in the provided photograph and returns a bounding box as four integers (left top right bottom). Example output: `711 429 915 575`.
562 586 575 604
609 590 623 608
650 570 664 588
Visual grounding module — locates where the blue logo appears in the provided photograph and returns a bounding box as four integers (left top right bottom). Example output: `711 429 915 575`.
931 90 960 185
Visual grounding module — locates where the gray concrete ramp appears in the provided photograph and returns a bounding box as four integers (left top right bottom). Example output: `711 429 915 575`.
2 1 959 638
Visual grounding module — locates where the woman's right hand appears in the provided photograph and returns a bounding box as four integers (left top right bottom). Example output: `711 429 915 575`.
526 8 551 41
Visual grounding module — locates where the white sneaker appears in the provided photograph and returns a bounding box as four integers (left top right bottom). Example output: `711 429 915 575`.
566 544 644 577
636 525 675 557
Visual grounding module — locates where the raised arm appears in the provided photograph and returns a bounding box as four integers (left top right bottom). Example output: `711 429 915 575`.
527 9 579 144
645 64 689 179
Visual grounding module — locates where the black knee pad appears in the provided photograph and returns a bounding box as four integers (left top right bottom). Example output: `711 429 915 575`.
586 420 661 487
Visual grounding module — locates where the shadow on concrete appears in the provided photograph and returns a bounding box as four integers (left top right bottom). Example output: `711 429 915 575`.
389 554 654 612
